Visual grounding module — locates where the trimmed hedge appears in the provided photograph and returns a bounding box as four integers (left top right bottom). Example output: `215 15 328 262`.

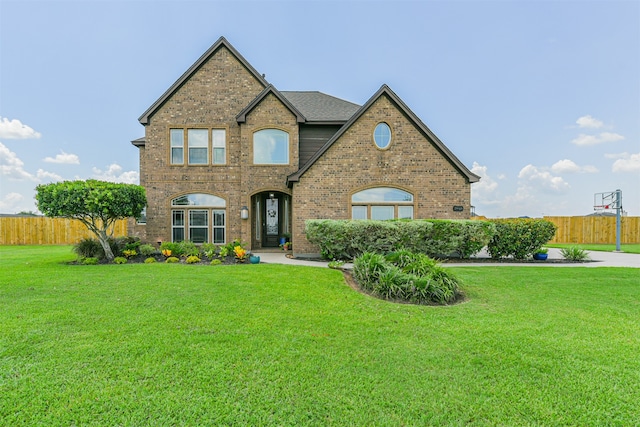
486 218 557 260
305 219 495 260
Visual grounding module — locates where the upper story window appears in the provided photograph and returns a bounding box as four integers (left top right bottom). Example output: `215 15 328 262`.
351 187 414 220
373 123 392 149
170 128 226 165
253 129 289 164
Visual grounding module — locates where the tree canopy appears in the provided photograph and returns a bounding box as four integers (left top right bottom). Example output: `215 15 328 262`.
36 180 146 260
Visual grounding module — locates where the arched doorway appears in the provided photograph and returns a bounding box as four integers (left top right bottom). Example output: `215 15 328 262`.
252 191 291 248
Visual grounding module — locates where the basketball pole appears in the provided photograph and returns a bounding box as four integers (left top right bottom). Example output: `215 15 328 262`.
615 189 622 252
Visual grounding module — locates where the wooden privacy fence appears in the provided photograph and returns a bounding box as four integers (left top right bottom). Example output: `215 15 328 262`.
544 216 640 244
0 217 128 245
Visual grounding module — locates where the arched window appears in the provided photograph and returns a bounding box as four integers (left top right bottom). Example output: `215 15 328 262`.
253 129 289 164
351 187 414 220
171 193 226 243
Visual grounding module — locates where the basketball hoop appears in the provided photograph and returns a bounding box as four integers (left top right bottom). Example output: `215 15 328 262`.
594 189 623 251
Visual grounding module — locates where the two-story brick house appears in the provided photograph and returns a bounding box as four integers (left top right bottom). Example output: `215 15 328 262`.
131 36 479 257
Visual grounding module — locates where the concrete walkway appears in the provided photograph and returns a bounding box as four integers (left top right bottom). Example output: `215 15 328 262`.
252 248 640 268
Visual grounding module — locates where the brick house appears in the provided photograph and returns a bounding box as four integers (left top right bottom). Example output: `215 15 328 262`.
131 37 479 257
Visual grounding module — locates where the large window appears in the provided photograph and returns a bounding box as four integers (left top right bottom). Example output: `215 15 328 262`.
351 187 414 220
253 129 289 164
170 128 226 165
171 193 226 243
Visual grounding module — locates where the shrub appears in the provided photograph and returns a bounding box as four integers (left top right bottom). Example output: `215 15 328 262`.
81 257 98 265
210 259 222 266
114 257 128 264
328 260 346 269
160 242 182 258
561 246 590 262
178 241 199 257
186 255 201 264
201 243 217 259
144 257 157 263
487 218 557 260
353 251 462 305
305 219 494 260
122 249 137 258
139 244 157 256
74 238 102 259
165 256 180 263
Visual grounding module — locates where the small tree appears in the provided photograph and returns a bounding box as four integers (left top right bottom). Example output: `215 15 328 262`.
35 180 146 261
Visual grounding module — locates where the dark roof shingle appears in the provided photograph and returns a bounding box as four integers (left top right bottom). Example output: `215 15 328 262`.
281 91 360 122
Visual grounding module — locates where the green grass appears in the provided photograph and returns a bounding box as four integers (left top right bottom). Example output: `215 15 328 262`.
2 246 639 425
547 243 640 254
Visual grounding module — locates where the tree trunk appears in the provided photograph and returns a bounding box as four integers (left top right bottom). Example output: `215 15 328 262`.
97 230 115 261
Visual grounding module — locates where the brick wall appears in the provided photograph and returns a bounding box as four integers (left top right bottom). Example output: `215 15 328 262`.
292 94 472 255
140 45 265 244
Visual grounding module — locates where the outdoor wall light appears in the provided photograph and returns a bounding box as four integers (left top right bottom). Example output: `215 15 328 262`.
240 206 249 220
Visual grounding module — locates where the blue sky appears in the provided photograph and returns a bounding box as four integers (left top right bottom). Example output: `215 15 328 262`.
1 0 638 217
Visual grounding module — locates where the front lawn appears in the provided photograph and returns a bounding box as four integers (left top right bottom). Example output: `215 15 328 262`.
1 246 639 425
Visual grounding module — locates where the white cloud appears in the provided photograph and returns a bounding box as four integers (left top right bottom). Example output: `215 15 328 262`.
36 169 64 182
470 162 499 201
576 115 603 129
0 117 42 139
92 163 139 184
551 159 598 174
43 151 80 164
611 152 640 173
0 192 24 212
571 132 625 146
0 142 36 181
518 164 570 193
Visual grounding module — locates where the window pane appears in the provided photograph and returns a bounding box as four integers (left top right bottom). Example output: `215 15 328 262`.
213 227 225 244
170 129 184 165
172 210 184 226
254 129 289 164
371 206 394 220
213 148 225 164
173 228 184 242
352 187 413 203
212 210 225 226
352 206 367 220
189 210 208 227
374 123 391 149
188 129 208 164
211 129 225 147
171 148 183 164
398 206 414 219
172 194 226 207
190 228 208 244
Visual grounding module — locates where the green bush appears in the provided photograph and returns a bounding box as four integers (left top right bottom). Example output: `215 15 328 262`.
81 257 98 265
305 219 494 260
178 241 199 257
561 246 590 261
160 242 183 258
139 244 157 256
74 238 102 259
165 256 180 263
186 255 201 264
114 257 128 264
144 257 157 263
353 251 462 305
486 218 557 260
201 243 217 259
210 259 222 266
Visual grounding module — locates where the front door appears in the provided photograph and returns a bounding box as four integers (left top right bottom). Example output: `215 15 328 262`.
264 196 280 247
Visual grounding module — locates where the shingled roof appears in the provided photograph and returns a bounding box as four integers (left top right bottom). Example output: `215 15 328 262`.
281 91 361 123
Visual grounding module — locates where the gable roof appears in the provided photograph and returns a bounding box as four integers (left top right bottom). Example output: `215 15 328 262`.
138 36 268 125
236 85 306 123
287 84 481 186
281 91 361 123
